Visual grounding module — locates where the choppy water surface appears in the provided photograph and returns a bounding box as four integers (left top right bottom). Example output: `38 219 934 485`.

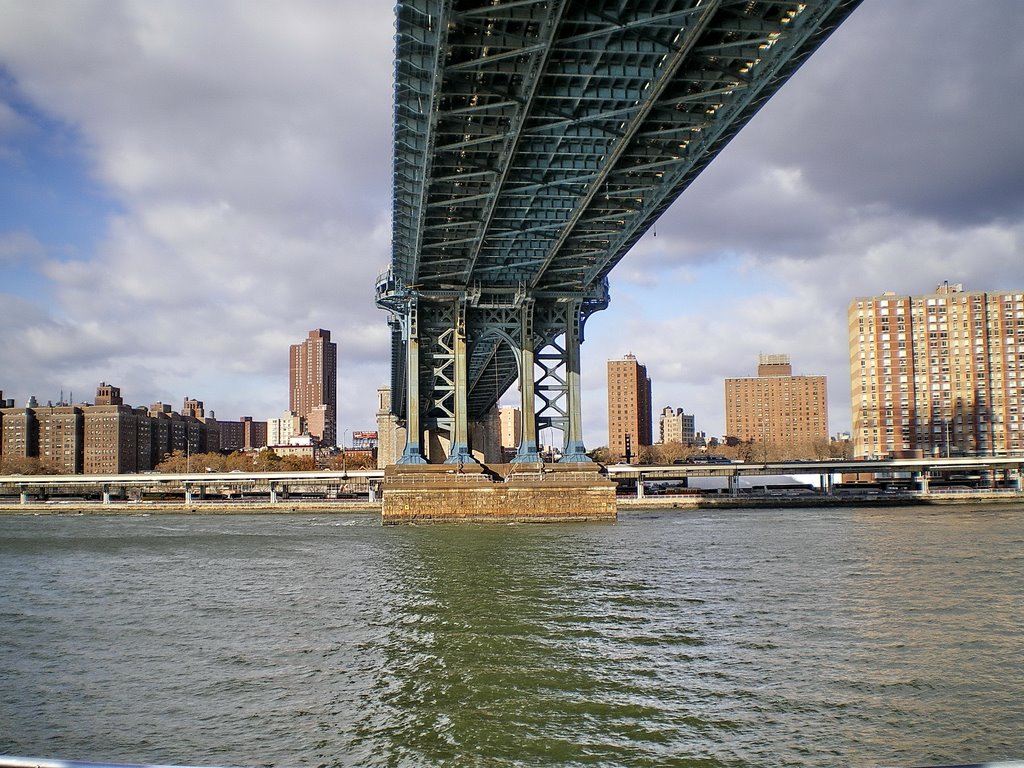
1 506 1022 767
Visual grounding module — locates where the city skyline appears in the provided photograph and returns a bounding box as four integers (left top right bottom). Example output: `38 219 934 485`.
3 1 1024 447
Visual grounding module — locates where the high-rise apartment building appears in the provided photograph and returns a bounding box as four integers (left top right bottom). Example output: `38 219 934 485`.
607 354 652 457
37 405 84 474
84 404 149 474
725 354 828 455
1 406 38 460
289 329 338 447
498 405 522 454
0 385 219 474
849 283 1024 458
659 406 695 445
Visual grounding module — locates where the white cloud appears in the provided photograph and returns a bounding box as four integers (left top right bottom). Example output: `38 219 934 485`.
1 0 1023 452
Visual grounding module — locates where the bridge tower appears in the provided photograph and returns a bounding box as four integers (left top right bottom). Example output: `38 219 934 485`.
377 274 607 466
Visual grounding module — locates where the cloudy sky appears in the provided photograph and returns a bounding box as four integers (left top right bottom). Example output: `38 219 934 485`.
2 0 1023 450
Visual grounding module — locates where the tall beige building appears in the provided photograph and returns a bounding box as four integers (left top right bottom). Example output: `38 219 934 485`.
725 354 828 455
498 406 522 454
607 354 652 457
659 406 695 445
289 329 337 446
850 283 1024 458
268 412 305 447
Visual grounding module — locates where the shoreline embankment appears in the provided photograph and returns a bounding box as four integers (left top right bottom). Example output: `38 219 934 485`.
1 490 1022 516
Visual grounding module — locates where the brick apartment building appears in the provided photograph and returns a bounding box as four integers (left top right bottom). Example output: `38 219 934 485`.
607 354 652 457
725 354 828 455
289 329 338 447
0 384 231 474
850 282 1024 458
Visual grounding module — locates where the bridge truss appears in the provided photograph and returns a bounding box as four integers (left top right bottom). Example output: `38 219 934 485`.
377 0 862 464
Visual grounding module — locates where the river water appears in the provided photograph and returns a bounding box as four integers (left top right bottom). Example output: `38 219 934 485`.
1 506 1022 768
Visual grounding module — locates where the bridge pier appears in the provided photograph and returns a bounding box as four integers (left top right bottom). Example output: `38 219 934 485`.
19 490 28 505
382 462 615 524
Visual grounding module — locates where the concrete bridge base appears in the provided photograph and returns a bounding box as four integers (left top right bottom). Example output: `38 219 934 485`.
381 462 616 525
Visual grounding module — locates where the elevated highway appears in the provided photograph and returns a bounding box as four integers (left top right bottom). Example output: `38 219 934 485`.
607 456 1024 497
0 470 382 506
3 457 1021 507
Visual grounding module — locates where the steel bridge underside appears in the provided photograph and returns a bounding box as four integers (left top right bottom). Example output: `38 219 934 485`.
377 0 861 463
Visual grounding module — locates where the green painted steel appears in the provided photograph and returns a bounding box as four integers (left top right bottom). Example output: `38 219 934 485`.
378 0 863 463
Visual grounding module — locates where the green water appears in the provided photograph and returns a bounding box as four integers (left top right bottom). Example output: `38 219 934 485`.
1 506 1022 767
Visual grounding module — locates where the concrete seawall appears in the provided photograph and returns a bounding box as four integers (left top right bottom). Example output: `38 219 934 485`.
0 500 378 515
2 490 1021 517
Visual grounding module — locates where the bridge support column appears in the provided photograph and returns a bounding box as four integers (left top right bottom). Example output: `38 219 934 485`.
269 484 278 504
916 472 930 493
398 304 428 464
512 300 541 464
560 302 591 463
445 300 475 465
19 490 28 505
728 474 740 496
636 475 645 499
102 486 111 505
185 486 194 505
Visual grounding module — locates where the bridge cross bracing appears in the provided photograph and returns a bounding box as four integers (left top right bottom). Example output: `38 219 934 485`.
377 0 862 465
